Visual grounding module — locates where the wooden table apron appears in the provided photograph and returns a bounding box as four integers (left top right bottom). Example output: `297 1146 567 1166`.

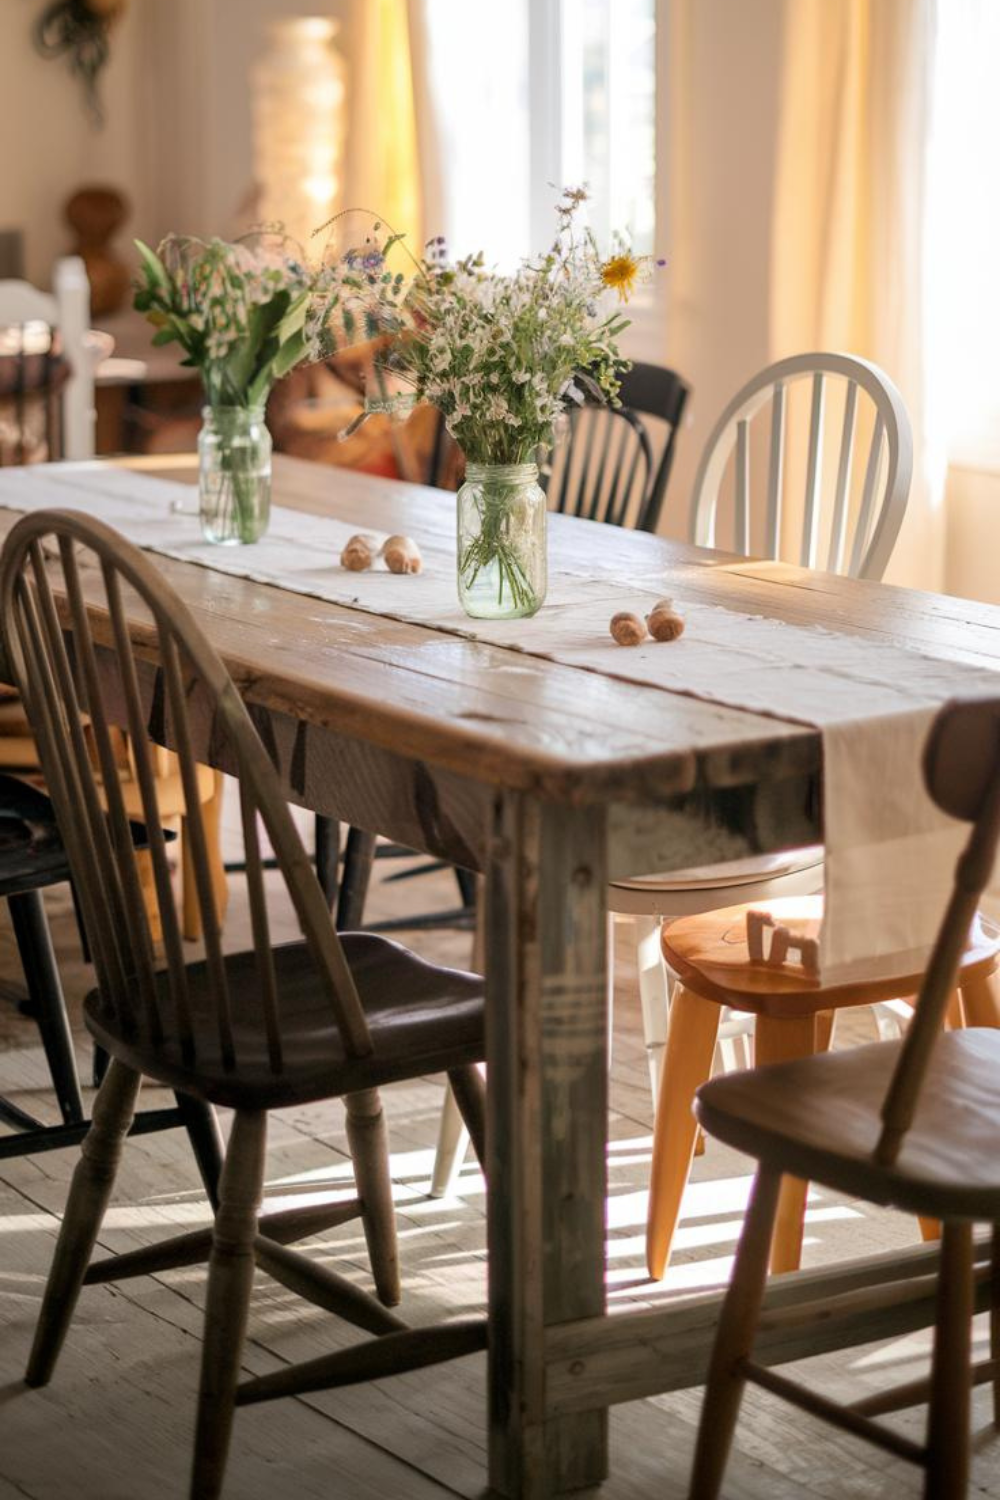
6 456 999 1498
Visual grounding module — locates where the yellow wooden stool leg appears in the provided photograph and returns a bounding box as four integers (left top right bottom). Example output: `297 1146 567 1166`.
646 985 722 1280
755 1012 818 1274
204 771 228 924
181 818 201 943
135 849 163 946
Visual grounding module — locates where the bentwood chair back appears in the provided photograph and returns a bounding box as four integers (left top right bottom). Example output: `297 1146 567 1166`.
545 360 690 533
687 695 1000 1500
690 351 912 580
0 509 486 1500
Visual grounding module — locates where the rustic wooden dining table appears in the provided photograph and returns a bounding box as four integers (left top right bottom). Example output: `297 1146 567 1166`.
6 451 1000 1499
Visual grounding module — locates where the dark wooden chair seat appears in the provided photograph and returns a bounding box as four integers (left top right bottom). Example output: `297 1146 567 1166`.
696 1029 1000 1222
87 933 484 1109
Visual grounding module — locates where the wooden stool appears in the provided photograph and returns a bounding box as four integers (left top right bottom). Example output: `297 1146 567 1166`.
646 895 1000 1278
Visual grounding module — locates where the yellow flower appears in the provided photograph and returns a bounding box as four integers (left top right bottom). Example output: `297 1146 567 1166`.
601 252 641 301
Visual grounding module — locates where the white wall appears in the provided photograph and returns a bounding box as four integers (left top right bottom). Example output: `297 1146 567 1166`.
0 0 353 288
649 0 787 542
0 1 154 286
142 0 352 248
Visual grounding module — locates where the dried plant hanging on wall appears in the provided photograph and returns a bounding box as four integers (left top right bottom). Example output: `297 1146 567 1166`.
33 0 127 126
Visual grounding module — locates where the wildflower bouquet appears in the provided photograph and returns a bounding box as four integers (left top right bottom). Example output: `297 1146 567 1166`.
318 189 658 614
133 232 326 542
133 232 319 408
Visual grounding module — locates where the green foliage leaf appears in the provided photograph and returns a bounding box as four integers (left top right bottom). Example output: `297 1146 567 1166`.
134 239 170 292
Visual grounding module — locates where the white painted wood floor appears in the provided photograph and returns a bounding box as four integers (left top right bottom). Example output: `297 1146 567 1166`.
1 808 998 1498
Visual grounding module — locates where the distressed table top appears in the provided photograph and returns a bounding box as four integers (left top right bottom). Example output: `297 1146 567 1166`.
4 453 999 807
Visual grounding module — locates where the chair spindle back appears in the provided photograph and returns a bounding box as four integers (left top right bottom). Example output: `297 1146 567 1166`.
544 361 689 534
0 508 373 1074
690 352 912 581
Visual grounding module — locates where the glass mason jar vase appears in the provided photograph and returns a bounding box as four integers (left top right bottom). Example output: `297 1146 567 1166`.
198 405 272 545
456 462 547 619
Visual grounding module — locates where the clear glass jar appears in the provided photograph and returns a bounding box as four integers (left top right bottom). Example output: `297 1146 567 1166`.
198 405 272 545
456 462 547 619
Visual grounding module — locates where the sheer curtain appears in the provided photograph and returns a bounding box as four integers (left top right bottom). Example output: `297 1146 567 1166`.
344 0 426 249
768 0 941 590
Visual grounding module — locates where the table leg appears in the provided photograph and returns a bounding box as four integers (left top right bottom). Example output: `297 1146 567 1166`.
486 794 609 1497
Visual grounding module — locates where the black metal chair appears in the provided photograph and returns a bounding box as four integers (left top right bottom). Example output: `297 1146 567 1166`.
322 361 692 935
0 771 223 1200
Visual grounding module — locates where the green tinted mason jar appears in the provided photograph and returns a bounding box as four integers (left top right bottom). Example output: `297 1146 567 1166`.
456 461 547 619
198 405 272 545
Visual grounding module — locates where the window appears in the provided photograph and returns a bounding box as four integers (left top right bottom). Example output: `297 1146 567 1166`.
552 0 657 255
424 0 657 266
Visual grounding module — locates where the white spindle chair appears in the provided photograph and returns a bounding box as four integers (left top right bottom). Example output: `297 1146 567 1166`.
430 352 913 1200
0 257 95 461
613 352 912 1093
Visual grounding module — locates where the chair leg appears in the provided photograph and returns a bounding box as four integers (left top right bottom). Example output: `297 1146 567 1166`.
689 1165 782 1500
336 827 378 930
959 973 1000 1027
646 985 722 1279
26 1060 141 1387
344 1087 400 1307
314 814 340 910
174 1093 224 1211
8 889 84 1124
924 1219 973 1499
755 1013 819 1274
190 1109 267 1500
635 913 671 1104
447 1063 486 1169
430 1084 471 1198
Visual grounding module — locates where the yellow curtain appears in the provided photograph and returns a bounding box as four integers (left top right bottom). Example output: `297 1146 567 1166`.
769 0 941 589
345 0 424 250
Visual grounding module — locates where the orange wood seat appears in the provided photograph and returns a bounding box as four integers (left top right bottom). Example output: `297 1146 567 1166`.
646 895 1000 1279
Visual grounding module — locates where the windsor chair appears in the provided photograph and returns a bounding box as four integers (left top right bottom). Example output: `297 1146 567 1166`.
686 695 1000 1500
544 359 689 533
615 351 912 1093
0 258 93 462
0 508 486 1500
